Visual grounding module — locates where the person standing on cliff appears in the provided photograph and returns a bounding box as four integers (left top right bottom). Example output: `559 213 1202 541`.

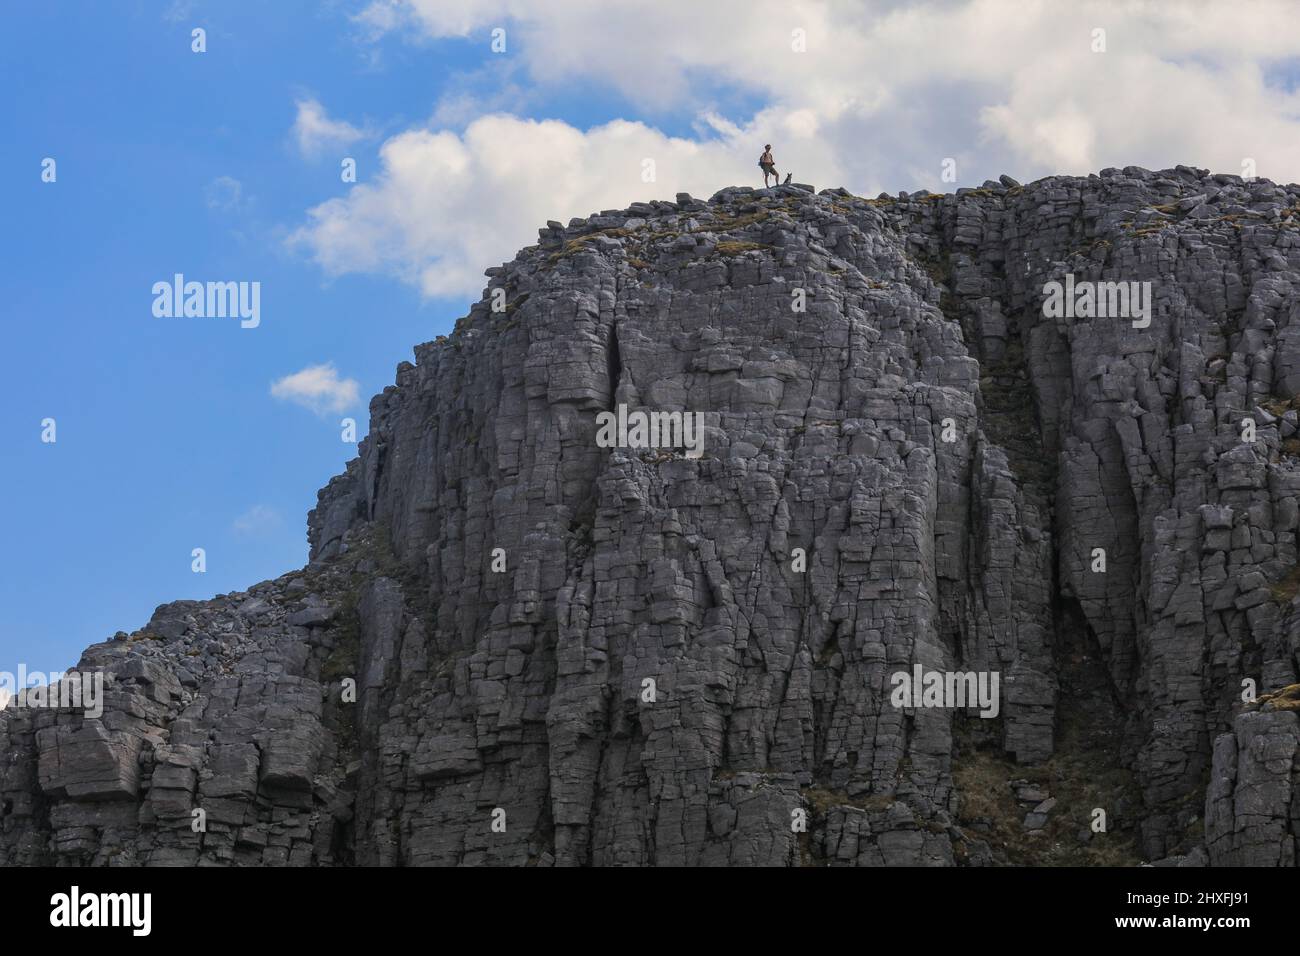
759 145 779 187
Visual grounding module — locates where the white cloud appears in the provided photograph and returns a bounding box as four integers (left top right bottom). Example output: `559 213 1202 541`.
293 98 365 158
294 0 1300 299
292 113 839 298
270 363 360 415
233 505 282 536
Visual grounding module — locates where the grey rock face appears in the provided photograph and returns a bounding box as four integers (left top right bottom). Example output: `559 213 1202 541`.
6 167 1300 866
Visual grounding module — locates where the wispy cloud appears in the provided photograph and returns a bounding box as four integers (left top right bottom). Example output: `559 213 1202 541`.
270 362 360 415
161 0 195 24
232 504 282 536
293 97 365 158
204 175 246 212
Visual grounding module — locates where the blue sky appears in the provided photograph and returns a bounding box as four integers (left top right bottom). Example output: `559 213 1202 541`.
5 0 1300 679
1 3 474 673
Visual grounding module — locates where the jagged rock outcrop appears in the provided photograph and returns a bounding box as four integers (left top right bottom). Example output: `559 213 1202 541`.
6 165 1300 866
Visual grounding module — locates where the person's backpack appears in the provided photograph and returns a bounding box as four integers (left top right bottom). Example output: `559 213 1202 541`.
758 154 766 167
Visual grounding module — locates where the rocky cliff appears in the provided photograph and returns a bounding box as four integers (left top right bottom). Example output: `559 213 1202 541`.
6 166 1300 866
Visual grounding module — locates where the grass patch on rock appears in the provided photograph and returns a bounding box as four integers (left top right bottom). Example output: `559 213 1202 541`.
714 240 769 256
1269 566 1300 603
